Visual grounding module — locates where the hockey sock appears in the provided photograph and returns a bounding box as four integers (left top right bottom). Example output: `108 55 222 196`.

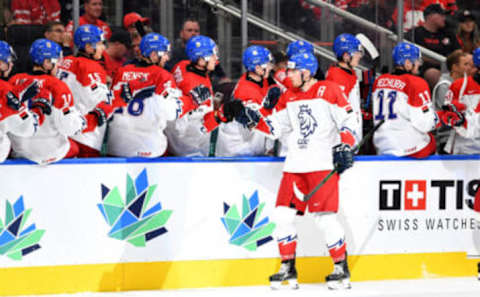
314 213 347 263
274 207 298 261
278 234 297 261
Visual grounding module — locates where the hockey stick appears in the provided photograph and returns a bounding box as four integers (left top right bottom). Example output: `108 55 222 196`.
355 33 379 61
300 119 385 202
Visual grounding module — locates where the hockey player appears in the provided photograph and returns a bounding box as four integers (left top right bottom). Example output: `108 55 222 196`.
57 24 114 157
166 35 220 156
372 42 464 157
0 41 39 162
215 45 280 156
235 52 359 290
326 33 363 139
443 47 480 154
107 33 199 157
8 39 88 165
274 40 314 90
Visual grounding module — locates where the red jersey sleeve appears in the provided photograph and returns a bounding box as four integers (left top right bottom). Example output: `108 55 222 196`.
407 75 432 107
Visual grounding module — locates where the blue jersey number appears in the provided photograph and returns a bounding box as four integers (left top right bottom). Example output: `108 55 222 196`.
115 97 145 116
375 90 398 121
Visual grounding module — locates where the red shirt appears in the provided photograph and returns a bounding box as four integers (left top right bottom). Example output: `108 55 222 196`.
11 0 61 25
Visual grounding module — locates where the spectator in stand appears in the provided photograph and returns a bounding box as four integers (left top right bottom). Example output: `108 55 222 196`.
408 4 461 90
44 21 72 56
130 31 142 60
164 18 199 71
102 29 131 82
164 18 229 86
66 0 111 43
456 10 480 54
123 12 150 34
393 0 457 32
423 0 457 15
393 0 424 32
11 0 61 25
432 50 471 153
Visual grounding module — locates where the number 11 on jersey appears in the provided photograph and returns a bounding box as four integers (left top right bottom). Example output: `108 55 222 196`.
374 90 398 121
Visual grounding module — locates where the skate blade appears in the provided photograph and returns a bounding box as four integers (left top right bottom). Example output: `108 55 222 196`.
270 279 299 290
327 278 351 290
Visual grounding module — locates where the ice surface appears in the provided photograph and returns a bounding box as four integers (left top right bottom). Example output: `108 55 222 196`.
15 277 480 297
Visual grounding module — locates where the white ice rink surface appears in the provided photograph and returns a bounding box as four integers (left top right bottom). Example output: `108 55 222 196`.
16 277 480 297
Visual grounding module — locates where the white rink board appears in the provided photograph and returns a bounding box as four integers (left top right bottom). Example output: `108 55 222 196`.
0 156 478 269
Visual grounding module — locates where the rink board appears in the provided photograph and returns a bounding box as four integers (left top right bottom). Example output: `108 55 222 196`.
0 156 478 295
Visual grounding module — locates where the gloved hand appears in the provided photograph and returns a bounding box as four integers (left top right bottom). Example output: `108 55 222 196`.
439 110 465 128
20 81 39 103
214 99 244 123
332 143 354 174
189 84 212 106
263 86 281 110
235 105 261 129
29 98 52 115
88 101 113 127
120 83 134 104
440 102 466 128
6 91 21 110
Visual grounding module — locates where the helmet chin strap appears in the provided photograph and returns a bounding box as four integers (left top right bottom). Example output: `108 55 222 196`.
299 71 311 89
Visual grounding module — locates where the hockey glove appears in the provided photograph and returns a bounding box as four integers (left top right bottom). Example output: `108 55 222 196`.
6 91 22 111
235 105 261 129
20 81 39 103
88 107 108 127
332 143 354 174
263 86 281 110
439 103 466 128
189 85 212 106
29 98 52 115
438 110 465 128
120 83 134 104
215 99 244 123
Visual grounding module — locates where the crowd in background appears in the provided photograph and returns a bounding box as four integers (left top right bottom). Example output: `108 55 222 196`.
0 0 479 163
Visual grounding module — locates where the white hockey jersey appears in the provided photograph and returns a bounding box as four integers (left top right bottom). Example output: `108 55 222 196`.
444 75 480 154
0 79 38 162
166 60 214 157
57 56 111 151
372 72 439 156
108 62 196 157
8 72 85 164
255 80 359 173
215 73 271 157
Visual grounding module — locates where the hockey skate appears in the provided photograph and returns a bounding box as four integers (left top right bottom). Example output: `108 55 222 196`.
269 259 299 290
326 258 352 290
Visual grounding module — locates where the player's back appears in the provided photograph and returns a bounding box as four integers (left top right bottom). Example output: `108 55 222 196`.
111 63 174 131
8 73 74 164
58 56 109 114
326 65 362 138
372 73 434 156
107 63 177 157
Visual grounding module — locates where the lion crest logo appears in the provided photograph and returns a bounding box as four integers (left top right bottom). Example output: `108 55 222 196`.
298 104 317 139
